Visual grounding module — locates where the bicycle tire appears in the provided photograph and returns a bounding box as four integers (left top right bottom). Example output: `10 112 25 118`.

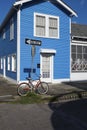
17 82 30 96
37 82 49 94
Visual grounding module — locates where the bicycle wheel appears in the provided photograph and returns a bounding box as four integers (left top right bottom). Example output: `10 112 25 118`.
37 82 49 94
17 82 30 96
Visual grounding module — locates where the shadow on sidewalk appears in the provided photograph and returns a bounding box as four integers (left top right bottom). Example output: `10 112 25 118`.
49 98 87 130
63 81 87 91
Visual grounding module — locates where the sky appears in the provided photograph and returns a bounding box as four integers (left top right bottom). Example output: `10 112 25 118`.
0 0 87 25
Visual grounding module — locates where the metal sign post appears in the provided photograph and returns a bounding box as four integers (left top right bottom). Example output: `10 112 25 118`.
31 45 36 74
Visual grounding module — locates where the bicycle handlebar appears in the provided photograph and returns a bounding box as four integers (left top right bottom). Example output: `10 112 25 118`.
26 73 42 81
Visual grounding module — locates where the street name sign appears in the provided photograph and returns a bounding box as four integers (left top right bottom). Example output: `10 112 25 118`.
25 38 41 46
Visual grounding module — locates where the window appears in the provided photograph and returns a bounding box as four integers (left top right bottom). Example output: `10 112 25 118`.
0 58 3 69
34 13 59 38
71 45 87 71
2 29 6 39
7 56 11 71
12 54 16 72
10 18 14 40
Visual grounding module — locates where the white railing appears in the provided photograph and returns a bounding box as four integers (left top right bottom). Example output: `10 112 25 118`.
72 60 87 71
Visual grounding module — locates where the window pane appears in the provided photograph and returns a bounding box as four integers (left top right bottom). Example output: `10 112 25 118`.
49 28 58 37
49 17 58 37
36 15 45 36
36 15 45 26
36 27 45 36
8 56 10 70
83 54 87 60
71 45 76 53
72 54 76 61
77 54 82 59
77 46 82 53
12 55 16 72
49 18 57 28
10 18 14 40
83 46 87 54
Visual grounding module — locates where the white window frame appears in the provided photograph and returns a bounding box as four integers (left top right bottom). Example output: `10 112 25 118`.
11 54 16 72
0 58 3 69
7 56 11 71
10 18 14 40
34 13 59 39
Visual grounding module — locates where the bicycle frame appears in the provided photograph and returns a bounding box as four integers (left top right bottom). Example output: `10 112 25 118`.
28 78 41 90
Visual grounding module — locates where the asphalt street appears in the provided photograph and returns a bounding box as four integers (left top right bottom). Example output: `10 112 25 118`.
0 99 87 130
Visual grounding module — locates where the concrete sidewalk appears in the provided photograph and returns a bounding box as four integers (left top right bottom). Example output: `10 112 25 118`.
49 81 87 95
0 76 17 96
0 76 87 102
48 82 87 102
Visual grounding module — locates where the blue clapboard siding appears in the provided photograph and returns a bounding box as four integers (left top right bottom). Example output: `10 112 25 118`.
20 1 70 80
0 13 17 80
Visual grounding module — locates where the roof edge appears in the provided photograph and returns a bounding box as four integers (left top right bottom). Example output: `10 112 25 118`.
56 0 77 17
14 0 32 6
14 0 77 17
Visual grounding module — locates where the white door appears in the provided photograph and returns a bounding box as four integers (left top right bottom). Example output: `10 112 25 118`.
3 57 6 77
41 54 53 82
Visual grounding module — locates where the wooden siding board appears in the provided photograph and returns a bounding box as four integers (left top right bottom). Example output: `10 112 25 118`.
20 1 70 81
0 13 17 80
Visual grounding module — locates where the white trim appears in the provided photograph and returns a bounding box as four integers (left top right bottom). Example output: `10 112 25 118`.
51 55 54 82
71 42 87 46
72 36 87 39
52 78 70 83
56 0 77 17
17 9 21 82
40 49 56 54
71 72 87 81
3 57 6 77
71 40 87 44
14 0 77 17
14 0 32 6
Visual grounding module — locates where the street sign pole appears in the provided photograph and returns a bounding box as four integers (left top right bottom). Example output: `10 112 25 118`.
31 45 36 74
25 38 42 76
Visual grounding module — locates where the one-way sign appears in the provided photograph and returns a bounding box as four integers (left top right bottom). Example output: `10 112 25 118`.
25 38 41 46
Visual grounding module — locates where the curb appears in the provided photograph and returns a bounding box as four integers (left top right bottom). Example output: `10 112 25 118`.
54 91 87 103
42 91 87 103
0 95 15 102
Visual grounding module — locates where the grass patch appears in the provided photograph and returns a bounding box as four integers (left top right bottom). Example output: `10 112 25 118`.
13 92 48 104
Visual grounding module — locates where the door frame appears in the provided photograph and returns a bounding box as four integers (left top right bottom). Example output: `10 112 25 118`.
40 53 53 82
40 49 56 82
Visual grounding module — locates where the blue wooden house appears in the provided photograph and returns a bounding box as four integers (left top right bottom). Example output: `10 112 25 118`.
0 0 77 83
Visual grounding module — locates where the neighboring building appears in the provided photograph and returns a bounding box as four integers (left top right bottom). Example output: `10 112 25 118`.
71 23 87 81
0 0 77 83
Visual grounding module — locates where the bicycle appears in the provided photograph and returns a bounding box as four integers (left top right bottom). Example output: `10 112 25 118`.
17 74 49 96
